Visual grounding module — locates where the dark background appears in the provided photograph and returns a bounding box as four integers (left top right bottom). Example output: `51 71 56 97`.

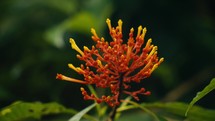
0 0 215 110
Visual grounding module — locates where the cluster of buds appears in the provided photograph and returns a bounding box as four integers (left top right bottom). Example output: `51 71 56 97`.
56 18 164 107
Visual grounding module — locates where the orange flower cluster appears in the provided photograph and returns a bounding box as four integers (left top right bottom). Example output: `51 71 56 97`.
56 18 164 107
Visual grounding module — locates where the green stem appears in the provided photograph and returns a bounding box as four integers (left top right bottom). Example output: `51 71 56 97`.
108 73 124 121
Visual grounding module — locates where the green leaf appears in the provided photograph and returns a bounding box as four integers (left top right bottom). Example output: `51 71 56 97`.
117 111 161 121
144 102 215 121
0 101 76 121
118 100 160 121
68 103 97 121
185 78 215 116
118 102 215 121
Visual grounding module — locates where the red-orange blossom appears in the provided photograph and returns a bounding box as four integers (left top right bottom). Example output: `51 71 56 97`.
56 18 164 107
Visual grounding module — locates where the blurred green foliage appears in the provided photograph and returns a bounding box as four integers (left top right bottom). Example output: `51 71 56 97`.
0 0 215 113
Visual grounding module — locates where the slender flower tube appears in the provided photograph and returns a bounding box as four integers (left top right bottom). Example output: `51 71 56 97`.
56 18 164 107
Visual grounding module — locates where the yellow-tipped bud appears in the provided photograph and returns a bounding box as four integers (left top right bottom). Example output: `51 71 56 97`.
108 46 112 50
80 87 85 91
97 60 103 67
159 58 164 65
106 18 112 31
76 54 81 59
76 67 84 73
91 28 99 41
145 46 158 61
68 63 78 71
141 27 147 40
150 58 164 74
130 28 134 34
68 64 84 73
145 38 152 49
137 25 143 38
84 46 90 52
70 38 84 56
150 63 158 74
101 37 105 42
128 28 134 50
118 19 123 33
